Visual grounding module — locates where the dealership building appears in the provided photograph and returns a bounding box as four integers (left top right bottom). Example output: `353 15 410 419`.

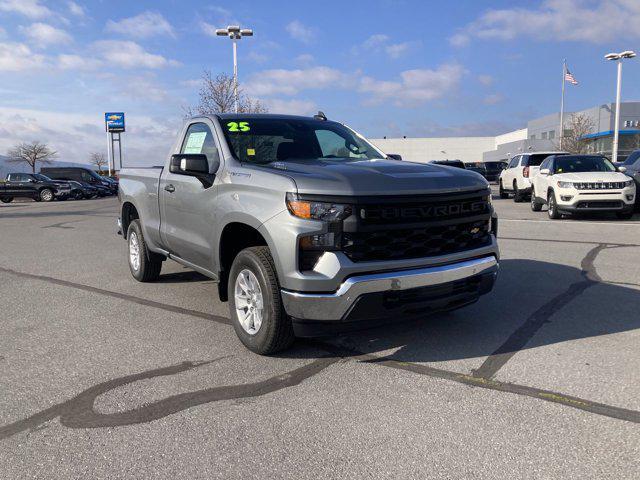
371 101 640 164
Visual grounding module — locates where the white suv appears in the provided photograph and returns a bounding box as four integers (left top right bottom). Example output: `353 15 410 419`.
530 154 636 219
499 152 567 202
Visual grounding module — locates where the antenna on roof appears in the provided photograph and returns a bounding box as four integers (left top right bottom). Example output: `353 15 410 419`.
314 111 327 121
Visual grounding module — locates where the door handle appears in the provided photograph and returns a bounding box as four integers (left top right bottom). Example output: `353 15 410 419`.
164 184 175 193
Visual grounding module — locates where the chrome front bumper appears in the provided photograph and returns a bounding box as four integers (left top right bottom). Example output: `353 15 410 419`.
281 255 498 321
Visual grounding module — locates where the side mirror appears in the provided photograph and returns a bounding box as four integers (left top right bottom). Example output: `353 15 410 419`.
618 166 627 173
170 154 210 175
387 154 402 161
539 168 550 176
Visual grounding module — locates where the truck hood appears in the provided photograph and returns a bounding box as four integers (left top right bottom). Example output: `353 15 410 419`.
554 171 631 182
261 158 489 196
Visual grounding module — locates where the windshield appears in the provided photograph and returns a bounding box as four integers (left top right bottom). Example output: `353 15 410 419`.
32 174 52 181
621 151 640 166
554 156 616 173
220 117 385 164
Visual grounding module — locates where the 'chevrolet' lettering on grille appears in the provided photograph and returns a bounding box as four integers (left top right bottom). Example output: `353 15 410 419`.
361 201 487 220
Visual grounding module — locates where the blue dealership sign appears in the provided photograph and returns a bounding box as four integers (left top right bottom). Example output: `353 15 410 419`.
105 112 125 132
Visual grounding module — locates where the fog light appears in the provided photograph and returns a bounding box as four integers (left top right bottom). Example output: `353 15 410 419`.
300 233 335 249
626 194 634 201
560 195 573 201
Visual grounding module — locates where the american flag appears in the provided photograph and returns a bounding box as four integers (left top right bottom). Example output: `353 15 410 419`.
565 68 578 85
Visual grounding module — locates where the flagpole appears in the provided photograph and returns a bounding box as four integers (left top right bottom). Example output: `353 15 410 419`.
559 59 566 150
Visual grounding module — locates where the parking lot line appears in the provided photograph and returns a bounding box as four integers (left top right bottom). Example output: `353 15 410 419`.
500 218 640 226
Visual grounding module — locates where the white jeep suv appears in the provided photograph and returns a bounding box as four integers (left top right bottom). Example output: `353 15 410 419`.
530 154 636 219
499 152 567 202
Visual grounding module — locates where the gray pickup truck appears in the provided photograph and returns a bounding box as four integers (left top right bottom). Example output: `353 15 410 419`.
118 113 499 354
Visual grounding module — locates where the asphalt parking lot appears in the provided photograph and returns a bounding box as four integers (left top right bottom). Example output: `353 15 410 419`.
1 194 639 479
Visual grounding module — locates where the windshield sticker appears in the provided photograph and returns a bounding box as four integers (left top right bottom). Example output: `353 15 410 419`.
247 148 255 156
227 121 250 132
183 131 207 154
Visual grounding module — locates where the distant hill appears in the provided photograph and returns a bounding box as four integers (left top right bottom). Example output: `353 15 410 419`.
0 157 97 179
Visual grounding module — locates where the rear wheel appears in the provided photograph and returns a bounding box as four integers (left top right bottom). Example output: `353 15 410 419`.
530 188 542 211
0 196 13 203
499 180 508 199
228 246 294 355
40 188 54 202
513 181 524 202
548 191 561 219
127 220 163 282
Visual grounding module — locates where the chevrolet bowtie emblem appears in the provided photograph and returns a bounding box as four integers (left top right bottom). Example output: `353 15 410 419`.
470 227 480 234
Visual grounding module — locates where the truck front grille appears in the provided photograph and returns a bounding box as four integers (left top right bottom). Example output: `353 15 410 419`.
574 182 626 190
341 191 492 262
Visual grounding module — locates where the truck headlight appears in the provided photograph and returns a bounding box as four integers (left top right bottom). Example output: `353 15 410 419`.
557 181 574 188
286 193 352 221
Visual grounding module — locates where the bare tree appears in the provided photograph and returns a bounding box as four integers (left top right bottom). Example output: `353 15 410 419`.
6 141 57 173
91 152 108 173
184 71 268 116
556 113 595 154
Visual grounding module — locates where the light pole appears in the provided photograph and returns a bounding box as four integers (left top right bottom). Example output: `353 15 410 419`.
604 50 636 163
215 25 253 113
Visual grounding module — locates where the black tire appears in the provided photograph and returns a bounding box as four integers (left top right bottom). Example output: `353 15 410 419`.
126 219 163 282
228 246 295 355
548 191 561 219
616 211 634 220
74 191 84 200
499 180 508 199
513 181 524 202
40 188 54 202
0 196 13 203
530 188 542 211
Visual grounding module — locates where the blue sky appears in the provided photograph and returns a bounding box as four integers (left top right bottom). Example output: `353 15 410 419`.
1 0 640 165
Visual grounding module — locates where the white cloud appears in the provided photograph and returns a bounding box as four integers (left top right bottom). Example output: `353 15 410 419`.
247 51 269 64
245 66 351 96
450 0 640 46
478 74 493 87
0 0 51 19
294 53 314 66
260 98 316 115
286 20 316 44
359 64 465 106
21 23 72 47
93 40 179 69
122 75 168 102
57 54 101 70
67 1 85 17
354 34 414 59
200 22 219 37
483 93 504 105
106 11 175 39
0 42 45 71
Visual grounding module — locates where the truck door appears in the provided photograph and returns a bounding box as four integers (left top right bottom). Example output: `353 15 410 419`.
159 121 221 274
6 173 30 195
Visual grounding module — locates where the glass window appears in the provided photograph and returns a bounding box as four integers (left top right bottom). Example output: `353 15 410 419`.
549 130 555 139
181 122 218 161
541 132 548 140
526 154 554 166
220 117 384 164
508 157 519 168
554 156 616 173
539 158 550 170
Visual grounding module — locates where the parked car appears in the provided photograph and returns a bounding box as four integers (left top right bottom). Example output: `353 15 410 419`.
530 154 636 219
466 162 487 177
0 173 71 203
499 152 569 201
430 159 466 169
41 167 115 195
100 176 119 194
615 149 640 209
484 161 507 182
65 180 95 199
118 114 499 354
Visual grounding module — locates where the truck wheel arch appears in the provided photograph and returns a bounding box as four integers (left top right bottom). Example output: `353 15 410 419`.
121 202 139 240
218 222 271 302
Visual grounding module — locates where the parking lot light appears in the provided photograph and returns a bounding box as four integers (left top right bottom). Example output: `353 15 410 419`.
604 50 636 164
215 25 254 113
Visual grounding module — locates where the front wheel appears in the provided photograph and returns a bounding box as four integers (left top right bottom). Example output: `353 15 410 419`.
228 246 294 355
40 188 54 202
499 181 508 199
530 189 542 211
616 211 634 220
0 196 13 203
513 181 524 202
548 192 561 219
127 220 163 282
